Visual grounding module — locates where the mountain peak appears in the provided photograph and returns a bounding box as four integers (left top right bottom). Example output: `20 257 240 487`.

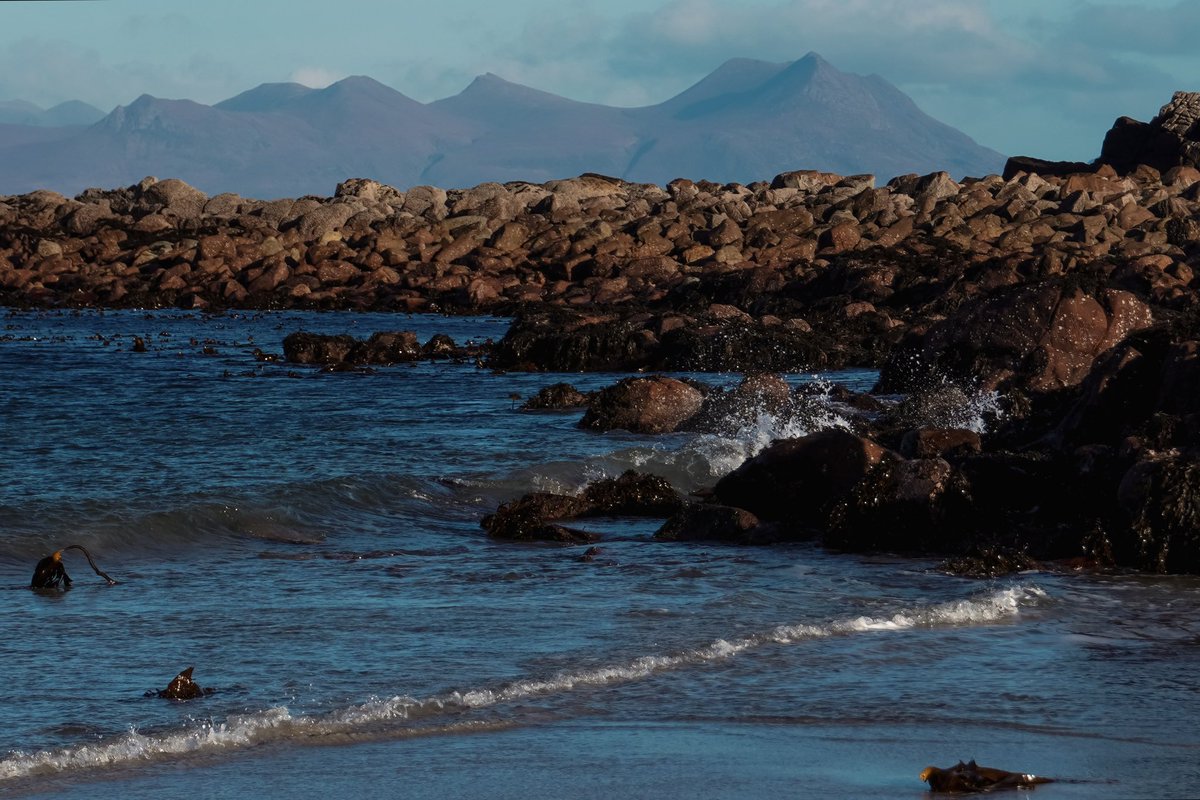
216 82 314 112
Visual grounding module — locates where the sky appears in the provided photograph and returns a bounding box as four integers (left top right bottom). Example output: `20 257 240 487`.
0 0 1197 161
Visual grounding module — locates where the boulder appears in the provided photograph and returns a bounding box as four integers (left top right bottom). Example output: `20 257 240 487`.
1116 453 1200 572
654 503 766 543
481 493 596 543
1100 91 1200 174
580 470 684 517
825 457 971 552
579 376 705 434
876 280 1153 394
712 430 889 524
282 331 357 364
522 382 594 410
899 428 983 459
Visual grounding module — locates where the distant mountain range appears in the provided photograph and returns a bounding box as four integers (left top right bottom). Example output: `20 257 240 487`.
0 53 1005 198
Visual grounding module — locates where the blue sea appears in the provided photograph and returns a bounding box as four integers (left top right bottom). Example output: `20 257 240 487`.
1 308 1198 798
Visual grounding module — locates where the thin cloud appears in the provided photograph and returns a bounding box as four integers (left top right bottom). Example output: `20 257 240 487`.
289 67 345 89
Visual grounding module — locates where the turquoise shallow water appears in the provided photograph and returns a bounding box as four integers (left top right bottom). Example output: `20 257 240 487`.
1 309 1199 798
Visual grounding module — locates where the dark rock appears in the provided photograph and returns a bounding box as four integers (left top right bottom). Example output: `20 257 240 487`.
939 547 1039 578
353 331 421 364
1100 92 1200 174
876 280 1153 394
680 373 793 434
154 666 212 701
283 331 357 364
421 333 458 357
579 376 705 434
581 470 684 517
825 457 971 553
522 382 593 410
282 330 420 365
654 503 766 543
481 493 596 543
1116 452 1200 572
1002 156 1096 180
899 428 983 459
712 429 890 524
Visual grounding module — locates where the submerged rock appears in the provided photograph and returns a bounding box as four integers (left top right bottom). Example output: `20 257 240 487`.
521 382 593 410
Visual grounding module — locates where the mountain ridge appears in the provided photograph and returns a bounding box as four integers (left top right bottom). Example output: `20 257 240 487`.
0 53 1005 197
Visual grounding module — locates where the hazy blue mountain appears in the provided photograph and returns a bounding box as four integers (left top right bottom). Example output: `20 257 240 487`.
0 54 1005 198
0 98 105 127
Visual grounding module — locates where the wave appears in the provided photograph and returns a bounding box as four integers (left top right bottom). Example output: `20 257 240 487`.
0 473 456 561
0 585 1046 782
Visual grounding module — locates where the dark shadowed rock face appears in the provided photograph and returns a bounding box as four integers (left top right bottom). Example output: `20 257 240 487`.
825 457 972 553
899 428 983 460
712 429 889 524
1101 92 1200 174
579 376 705 434
1117 453 1200 573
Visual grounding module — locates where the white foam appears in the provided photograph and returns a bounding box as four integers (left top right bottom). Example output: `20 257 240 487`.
0 586 1045 781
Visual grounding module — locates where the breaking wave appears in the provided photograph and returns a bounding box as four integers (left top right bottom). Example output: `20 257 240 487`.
0 585 1046 781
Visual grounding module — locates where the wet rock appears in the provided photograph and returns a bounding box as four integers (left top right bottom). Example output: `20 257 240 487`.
938 547 1039 578
481 493 595 543
352 331 421 364
712 429 890 525
282 331 420 365
899 428 983 460
154 666 212 701
681 373 793 434
522 382 594 410
482 470 681 543
581 470 684 517
580 376 705 434
877 280 1153 394
1116 452 1200 573
654 503 766 544
282 332 359 364
825 457 971 553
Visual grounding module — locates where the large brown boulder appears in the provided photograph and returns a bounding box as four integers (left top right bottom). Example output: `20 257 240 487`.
712 429 889 524
877 281 1153 394
579 376 705 434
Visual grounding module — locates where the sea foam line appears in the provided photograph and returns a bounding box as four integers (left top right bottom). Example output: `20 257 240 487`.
0 585 1045 780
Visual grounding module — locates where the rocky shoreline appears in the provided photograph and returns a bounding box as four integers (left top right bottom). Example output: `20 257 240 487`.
6 92 1200 574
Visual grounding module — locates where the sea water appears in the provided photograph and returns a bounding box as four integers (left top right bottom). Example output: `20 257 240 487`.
1 308 1198 799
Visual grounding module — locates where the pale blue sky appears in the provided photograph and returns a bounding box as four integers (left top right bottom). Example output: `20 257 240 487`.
1 0 1197 160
